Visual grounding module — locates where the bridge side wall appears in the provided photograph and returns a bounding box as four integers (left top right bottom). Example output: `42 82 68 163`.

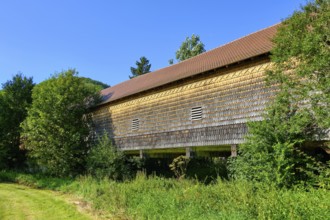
92 58 275 151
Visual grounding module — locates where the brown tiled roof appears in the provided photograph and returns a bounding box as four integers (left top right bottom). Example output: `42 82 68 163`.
100 24 279 104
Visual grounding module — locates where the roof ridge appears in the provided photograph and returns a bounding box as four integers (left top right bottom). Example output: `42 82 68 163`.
197 22 281 57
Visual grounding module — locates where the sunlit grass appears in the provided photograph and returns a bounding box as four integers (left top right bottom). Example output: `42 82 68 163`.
0 183 92 220
1 170 330 219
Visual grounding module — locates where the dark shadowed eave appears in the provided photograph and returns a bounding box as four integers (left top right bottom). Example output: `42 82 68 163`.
100 23 280 105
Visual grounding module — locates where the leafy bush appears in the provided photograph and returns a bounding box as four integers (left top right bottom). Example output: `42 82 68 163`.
169 155 190 179
87 133 137 181
228 115 328 188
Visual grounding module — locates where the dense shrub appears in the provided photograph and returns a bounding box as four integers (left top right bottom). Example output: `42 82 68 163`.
169 155 190 179
87 133 141 180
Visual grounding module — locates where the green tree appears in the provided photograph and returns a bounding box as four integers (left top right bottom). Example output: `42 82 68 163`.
229 0 330 188
81 77 110 90
169 34 206 64
0 74 34 169
21 69 100 176
129 56 151 79
269 0 330 130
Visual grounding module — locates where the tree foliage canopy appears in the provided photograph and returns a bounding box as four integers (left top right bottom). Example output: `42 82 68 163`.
21 70 101 176
269 0 330 130
81 77 110 90
229 0 330 188
169 34 205 64
0 74 34 169
129 56 151 79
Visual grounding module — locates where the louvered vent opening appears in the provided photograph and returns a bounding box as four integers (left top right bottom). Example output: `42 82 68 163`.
191 106 203 121
131 118 139 131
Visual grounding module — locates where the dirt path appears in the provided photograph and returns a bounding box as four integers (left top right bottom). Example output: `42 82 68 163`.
0 183 94 220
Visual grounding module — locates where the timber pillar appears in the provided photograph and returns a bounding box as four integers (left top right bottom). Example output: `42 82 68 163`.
231 144 238 157
139 149 146 159
186 147 194 158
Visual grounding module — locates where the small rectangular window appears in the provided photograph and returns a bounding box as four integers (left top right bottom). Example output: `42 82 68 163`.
191 106 203 121
131 118 139 131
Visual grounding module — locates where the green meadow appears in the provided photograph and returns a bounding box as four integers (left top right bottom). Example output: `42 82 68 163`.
1 171 329 220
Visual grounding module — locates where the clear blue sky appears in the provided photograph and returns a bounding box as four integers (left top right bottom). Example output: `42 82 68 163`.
0 0 307 87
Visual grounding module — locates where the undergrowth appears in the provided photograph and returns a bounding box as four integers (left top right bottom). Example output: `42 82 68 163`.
1 170 329 219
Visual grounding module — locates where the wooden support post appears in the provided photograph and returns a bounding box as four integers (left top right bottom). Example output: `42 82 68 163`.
186 147 193 158
231 144 237 157
139 149 146 159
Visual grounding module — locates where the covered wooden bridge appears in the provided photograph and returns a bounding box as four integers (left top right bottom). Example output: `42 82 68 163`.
92 24 280 158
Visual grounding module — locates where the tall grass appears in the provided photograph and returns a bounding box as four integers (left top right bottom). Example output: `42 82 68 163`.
1 170 329 219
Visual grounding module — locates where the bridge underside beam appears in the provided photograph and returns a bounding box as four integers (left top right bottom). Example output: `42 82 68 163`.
124 145 232 158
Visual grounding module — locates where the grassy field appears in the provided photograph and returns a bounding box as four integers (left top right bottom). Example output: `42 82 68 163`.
1 171 330 219
0 183 93 220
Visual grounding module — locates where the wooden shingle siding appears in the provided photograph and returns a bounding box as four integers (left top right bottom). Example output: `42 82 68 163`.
114 124 247 150
92 58 275 150
92 106 113 137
